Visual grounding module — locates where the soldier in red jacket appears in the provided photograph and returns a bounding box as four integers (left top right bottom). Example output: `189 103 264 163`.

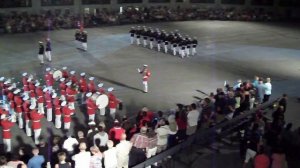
53 93 61 129
66 82 77 111
28 78 36 106
7 86 15 116
30 105 43 145
88 77 96 93
69 71 78 85
61 101 71 130
22 73 29 95
138 64 151 93
44 89 52 121
35 83 45 114
59 78 67 101
45 68 54 92
23 95 32 136
109 120 125 144
97 83 106 116
13 89 23 128
62 67 69 79
1 114 14 152
79 73 88 104
108 87 119 120
86 92 97 122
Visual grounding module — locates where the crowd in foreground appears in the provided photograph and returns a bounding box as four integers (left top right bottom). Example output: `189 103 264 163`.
1 70 299 168
0 6 276 34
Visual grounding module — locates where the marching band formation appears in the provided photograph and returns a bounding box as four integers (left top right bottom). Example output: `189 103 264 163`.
0 66 120 152
129 26 198 58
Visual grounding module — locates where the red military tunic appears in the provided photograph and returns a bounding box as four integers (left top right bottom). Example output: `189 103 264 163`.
28 82 35 93
22 77 29 92
62 106 71 123
79 77 88 92
108 93 119 109
62 70 69 79
30 110 43 130
109 127 125 141
7 91 15 110
1 119 14 139
45 92 52 109
98 88 106 94
66 87 77 103
53 98 61 115
59 82 67 96
45 72 54 87
86 98 97 115
70 75 78 85
22 101 30 121
88 81 96 93
143 69 151 81
0 108 9 116
36 87 44 104
14 95 23 113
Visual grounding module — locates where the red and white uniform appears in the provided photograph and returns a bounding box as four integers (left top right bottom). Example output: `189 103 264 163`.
86 97 97 121
59 81 67 99
66 87 77 110
108 92 119 119
79 77 88 93
22 77 29 93
22 100 32 136
14 95 23 128
53 97 61 128
98 87 106 94
62 106 72 130
30 109 43 145
45 91 52 121
140 67 151 93
7 91 15 115
1 119 14 152
45 72 54 91
36 87 45 114
88 80 96 93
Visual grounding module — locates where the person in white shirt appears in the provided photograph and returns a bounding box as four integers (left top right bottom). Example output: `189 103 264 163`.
186 103 200 135
103 140 118 168
72 142 91 168
62 134 79 155
93 126 109 149
115 134 132 168
263 77 272 103
155 119 171 153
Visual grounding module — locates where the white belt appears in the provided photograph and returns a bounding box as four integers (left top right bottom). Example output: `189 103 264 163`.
87 107 93 109
3 129 9 131
65 115 70 117
46 101 51 103
33 120 40 122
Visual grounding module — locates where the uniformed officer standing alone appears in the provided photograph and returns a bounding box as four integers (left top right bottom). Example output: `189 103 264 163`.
38 41 45 64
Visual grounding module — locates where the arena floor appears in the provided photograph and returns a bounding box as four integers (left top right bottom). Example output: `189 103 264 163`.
0 20 300 167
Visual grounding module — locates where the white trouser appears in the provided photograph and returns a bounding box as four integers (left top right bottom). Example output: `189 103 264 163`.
45 51 52 61
143 81 148 93
150 41 153 49
143 39 147 47
38 103 44 114
89 114 95 122
110 108 116 119
64 122 70 130
3 139 11 152
157 44 161 51
164 45 168 53
25 120 32 136
69 102 75 111
173 47 176 56
137 38 140 45
34 129 41 145
47 108 52 121
100 108 105 116
192 47 196 55
38 54 44 64
185 48 190 57
180 49 185 58
17 113 23 128
130 36 134 44
31 98 36 107
82 42 87 51
55 115 62 128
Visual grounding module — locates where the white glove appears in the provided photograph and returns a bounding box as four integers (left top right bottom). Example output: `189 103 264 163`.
137 68 141 73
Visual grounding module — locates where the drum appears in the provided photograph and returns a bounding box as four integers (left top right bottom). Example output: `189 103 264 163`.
53 70 63 80
96 94 109 109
